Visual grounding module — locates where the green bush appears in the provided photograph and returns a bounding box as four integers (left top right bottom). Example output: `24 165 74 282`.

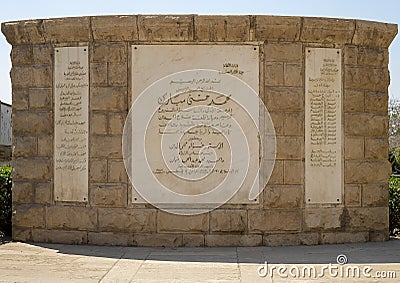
389 176 400 236
0 165 12 236
389 148 400 174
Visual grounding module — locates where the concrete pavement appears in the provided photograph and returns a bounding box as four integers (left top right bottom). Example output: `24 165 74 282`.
1 239 400 282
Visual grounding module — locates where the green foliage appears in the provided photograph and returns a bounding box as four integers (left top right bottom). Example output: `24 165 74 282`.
389 176 400 236
389 148 400 175
0 165 12 236
389 99 400 149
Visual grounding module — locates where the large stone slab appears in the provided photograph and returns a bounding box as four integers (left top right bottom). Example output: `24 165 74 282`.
305 48 342 204
54 46 89 202
130 44 261 205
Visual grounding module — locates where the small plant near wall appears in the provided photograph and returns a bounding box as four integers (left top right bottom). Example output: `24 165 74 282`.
0 165 12 239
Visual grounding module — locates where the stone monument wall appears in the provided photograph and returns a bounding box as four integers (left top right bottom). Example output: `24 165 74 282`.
1 15 398 246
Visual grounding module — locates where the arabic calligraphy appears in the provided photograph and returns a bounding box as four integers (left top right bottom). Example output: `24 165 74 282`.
150 87 239 180
55 54 88 172
307 57 340 168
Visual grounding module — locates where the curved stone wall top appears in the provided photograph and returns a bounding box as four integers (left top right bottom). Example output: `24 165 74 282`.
1 15 398 48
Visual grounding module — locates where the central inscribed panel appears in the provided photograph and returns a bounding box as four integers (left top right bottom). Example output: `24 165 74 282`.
130 45 260 205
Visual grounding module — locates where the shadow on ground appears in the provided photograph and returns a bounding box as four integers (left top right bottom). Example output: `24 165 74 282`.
21 237 400 265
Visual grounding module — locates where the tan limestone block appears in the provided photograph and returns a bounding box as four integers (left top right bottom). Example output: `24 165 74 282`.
255 16 301 41
264 185 302 208
195 15 250 41
47 206 97 230
362 183 389 206
248 209 301 233
138 15 194 41
90 184 127 207
13 204 45 228
92 15 138 41
210 210 247 233
98 208 156 233
158 212 208 233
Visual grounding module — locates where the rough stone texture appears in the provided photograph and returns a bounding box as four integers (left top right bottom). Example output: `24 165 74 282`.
269 112 284 135
12 88 28 110
108 159 128 183
265 62 283 86
276 136 303 160
12 182 34 204
157 212 208 233
3 15 397 247
255 16 301 41
43 17 91 43
353 20 398 48
91 43 127 63
182 234 205 247
265 87 303 111
210 210 247 233
92 16 138 41
132 233 182 247
88 232 130 246
108 62 127 86
90 112 107 135
90 184 127 207
345 113 388 137
32 44 52 64
89 159 107 183
347 207 389 230
12 226 32 241
32 229 88 244
365 91 388 114
283 161 303 184
90 135 122 158
357 47 388 67
300 17 354 44
13 136 36 158
11 45 32 64
13 111 52 135
108 113 126 135
13 159 51 181
345 160 391 183
365 138 388 159
369 230 389 241
320 232 369 244
268 160 283 185
264 43 302 62
362 183 389 206
264 185 302 208
98 208 156 233
248 210 302 233
304 208 343 230
90 87 127 111
345 184 361 207
138 15 194 41
195 16 250 41
47 206 97 231
284 64 303 87
345 67 389 92
29 88 52 110
37 136 52 157
34 182 52 205
344 89 364 112
345 137 364 160
1 20 46 45
263 233 319 246
205 235 262 247
90 63 107 87
13 204 45 228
